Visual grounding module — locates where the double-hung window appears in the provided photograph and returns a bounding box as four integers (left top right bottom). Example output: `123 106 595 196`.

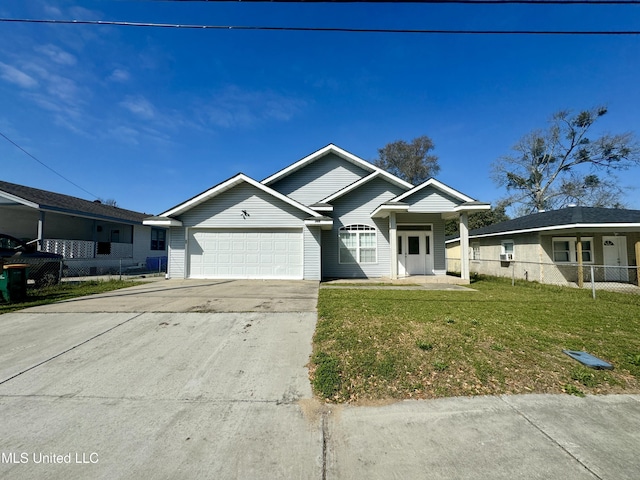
471 242 480 261
501 240 514 257
552 237 593 263
338 224 377 264
151 228 166 251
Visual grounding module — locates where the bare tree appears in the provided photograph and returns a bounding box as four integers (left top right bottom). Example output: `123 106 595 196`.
98 198 118 207
492 107 639 213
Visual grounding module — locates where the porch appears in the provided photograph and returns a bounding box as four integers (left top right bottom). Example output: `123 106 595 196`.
41 238 134 259
323 274 470 286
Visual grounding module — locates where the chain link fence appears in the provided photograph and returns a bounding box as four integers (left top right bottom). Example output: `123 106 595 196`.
446 257 640 298
3 256 167 287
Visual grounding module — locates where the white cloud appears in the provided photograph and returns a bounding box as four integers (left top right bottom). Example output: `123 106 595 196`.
108 126 140 145
108 68 130 83
35 44 77 66
203 86 306 128
42 5 64 18
22 62 82 104
46 74 81 102
68 6 103 21
0 62 38 88
120 95 156 120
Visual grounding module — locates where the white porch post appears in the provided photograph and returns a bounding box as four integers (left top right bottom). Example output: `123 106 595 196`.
460 212 470 282
37 211 45 251
389 212 398 279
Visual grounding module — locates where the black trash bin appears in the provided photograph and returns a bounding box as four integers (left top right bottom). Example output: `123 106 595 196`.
2 264 29 303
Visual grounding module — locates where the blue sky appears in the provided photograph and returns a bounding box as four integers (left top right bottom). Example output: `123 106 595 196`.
1 0 639 216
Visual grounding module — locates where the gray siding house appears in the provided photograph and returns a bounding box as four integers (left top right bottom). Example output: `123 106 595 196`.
0 180 167 269
145 144 488 282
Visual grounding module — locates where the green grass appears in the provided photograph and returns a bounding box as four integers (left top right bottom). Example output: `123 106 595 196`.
311 276 640 403
0 280 143 314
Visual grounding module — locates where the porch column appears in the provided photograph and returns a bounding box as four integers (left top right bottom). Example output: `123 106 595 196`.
576 234 584 288
389 212 398 279
460 212 470 282
37 211 45 251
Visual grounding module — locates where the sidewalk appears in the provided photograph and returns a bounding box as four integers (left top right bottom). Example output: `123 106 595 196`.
325 394 640 479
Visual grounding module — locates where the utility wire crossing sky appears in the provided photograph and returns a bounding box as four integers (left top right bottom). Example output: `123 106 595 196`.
0 0 638 215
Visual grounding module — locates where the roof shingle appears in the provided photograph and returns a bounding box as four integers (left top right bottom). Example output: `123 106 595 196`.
470 206 640 237
0 180 148 224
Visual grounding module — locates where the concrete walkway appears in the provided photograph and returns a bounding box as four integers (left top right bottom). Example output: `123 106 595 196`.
1 279 639 479
325 394 640 479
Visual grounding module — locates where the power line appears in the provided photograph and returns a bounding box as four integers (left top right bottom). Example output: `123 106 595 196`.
141 0 640 4
0 130 100 200
1 18 638 34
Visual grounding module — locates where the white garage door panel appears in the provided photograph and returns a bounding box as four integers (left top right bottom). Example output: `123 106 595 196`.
188 229 303 279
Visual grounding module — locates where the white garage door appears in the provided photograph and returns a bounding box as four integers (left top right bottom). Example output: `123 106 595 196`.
188 228 303 279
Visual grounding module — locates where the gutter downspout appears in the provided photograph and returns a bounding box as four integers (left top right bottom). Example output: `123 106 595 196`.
460 212 470 283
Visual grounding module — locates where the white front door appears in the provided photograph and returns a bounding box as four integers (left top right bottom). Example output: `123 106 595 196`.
397 232 432 276
602 236 629 282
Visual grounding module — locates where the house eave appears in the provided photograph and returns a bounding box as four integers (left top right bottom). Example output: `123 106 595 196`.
37 206 143 225
143 217 183 227
310 203 334 212
440 203 492 220
469 223 640 240
304 217 333 230
0 191 39 209
455 203 492 213
371 203 410 218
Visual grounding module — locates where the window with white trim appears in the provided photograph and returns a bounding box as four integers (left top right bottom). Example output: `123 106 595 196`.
151 228 166 251
338 224 377 264
552 237 593 263
501 240 514 256
471 242 480 261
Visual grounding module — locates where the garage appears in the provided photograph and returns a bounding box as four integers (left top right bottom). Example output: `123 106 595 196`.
187 228 303 279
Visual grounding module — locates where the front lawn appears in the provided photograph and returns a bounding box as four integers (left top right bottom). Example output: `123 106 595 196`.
0 280 143 314
312 276 640 403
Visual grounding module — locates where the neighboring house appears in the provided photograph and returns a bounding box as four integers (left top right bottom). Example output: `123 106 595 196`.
0 180 167 271
446 206 640 285
144 144 489 282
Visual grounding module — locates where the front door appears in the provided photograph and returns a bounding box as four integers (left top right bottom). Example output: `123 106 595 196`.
602 236 629 282
397 232 432 276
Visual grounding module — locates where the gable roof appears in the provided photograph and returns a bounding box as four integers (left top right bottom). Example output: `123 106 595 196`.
0 180 147 224
319 171 411 205
261 144 413 189
370 178 489 218
391 178 476 204
469 206 640 239
158 173 323 219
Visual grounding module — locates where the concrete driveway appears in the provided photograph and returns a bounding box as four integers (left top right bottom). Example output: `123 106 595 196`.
0 279 322 479
23 278 320 313
2 279 640 479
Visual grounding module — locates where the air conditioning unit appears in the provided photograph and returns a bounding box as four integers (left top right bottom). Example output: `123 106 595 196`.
500 253 514 262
